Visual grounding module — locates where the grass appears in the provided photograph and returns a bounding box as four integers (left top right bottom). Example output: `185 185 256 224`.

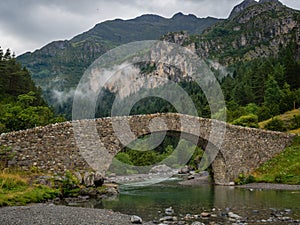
0 172 59 206
259 109 300 131
252 136 300 185
290 128 300 134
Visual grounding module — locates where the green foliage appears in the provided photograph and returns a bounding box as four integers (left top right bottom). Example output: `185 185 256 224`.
0 174 27 191
0 47 65 132
110 135 206 174
291 115 300 130
254 136 300 184
61 171 80 197
0 173 59 206
264 118 287 132
234 174 256 185
264 75 283 116
232 114 259 128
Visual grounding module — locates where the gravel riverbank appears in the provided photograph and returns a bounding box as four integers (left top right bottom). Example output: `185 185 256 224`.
0 204 154 225
238 182 300 190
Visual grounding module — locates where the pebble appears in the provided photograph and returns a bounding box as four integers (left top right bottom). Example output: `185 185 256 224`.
201 212 211 217
165 207 174 215
130 215 143 224
191 222 205 225
159 216 177 222
228 212 242 220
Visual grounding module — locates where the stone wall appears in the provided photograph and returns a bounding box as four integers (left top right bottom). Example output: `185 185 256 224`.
0 113 295 185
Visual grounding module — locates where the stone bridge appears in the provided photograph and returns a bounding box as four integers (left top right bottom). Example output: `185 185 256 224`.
0 113 295 185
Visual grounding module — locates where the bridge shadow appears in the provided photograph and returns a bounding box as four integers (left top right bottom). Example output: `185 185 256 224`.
107 130 226 184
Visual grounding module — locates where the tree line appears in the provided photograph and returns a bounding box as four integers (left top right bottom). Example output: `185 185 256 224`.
0 47 64 133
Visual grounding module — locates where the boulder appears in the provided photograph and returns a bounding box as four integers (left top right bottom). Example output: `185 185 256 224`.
178 166 190 174
150 164 172 174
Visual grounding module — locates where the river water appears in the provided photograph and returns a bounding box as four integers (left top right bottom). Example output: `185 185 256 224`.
74 179 300 224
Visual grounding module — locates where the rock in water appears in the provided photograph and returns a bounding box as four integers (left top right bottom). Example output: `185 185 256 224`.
93 172 104 187
130 215 142 224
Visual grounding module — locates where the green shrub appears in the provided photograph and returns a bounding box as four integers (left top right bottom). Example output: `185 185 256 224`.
61 171 80 197
0 174 28 191
290 115 300 130
264 117 287 131
234 174 256 185
232 114 259 128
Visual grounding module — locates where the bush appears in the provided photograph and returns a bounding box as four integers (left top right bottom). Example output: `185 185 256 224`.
61 171 80 197
232 114 259 128
234 174 256 185
264 118 287 132
257 105 272 122
0 123 6 133
0 174 27 191
290 115 300 130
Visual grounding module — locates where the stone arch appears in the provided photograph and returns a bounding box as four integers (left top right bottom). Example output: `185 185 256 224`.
113 129 228 185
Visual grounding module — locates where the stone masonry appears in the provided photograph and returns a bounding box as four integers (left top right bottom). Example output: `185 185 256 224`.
0 113 295 185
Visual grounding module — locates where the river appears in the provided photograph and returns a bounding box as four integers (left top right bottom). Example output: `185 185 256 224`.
73 179 300 224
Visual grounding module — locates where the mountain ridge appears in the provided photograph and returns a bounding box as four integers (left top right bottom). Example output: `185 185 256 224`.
16 0 300 117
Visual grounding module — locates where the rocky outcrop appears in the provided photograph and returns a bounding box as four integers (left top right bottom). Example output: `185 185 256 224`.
178 0 300 64
229 0 258 19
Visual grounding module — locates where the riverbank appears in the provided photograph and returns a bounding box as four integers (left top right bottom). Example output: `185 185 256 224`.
0 203 154 225
238 182 300 190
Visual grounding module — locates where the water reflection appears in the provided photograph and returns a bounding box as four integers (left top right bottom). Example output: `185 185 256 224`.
75 181 300 221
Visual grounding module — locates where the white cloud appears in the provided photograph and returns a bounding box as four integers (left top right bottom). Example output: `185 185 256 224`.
0 0 299 55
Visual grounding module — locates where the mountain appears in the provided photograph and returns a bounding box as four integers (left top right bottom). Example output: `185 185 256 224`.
229 0 258 19
17 13 220 110
16 0 300 118
166 0 300 65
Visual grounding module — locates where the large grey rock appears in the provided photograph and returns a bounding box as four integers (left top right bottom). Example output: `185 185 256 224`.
149 164 172 174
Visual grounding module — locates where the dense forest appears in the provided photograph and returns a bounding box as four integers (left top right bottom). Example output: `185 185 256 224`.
96 42 300 132
0 47 64 133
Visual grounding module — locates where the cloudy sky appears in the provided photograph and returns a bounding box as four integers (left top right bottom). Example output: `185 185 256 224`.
0 0 299 56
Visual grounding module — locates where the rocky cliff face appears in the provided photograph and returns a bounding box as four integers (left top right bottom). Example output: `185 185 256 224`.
175 0 300 65
229 0 258 19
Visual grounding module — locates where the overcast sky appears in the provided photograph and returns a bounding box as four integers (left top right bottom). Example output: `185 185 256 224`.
0 0 299 56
